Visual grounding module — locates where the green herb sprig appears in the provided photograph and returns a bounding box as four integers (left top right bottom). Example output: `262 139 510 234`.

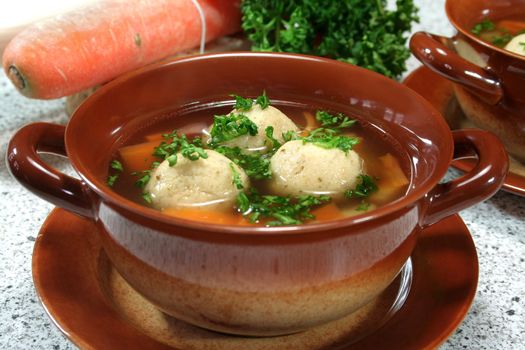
154 131 208 166
472 19 496 35
237 189 331 226
107 160 123 187
209 113 258 146
216 146 272 180
230 163 245 189
315 110 356 129
231 91 271 111
301 128 360 154
345 174 378 199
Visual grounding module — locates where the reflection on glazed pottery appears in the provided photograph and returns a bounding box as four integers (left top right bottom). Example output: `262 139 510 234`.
98 201 418 336
101 249 413 350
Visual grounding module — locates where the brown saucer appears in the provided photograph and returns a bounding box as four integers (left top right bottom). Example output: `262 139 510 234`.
403 66 525 197
32 208 478 349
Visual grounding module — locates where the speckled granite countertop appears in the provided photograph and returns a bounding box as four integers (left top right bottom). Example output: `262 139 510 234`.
0 1 524 349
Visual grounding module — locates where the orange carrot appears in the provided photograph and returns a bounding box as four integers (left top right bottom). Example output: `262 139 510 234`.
378 153 409 187
144 133 165 142
303 111 317 130
2 0 241 99
497 20 525 35
370 153 409 204
118 140 161 173
311 203 343 222
163 207 251 225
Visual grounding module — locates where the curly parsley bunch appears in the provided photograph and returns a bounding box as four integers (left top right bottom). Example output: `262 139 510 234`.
241 0 419 79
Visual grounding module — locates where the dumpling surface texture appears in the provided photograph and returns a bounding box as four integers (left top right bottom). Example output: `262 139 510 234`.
269 140 363 199
145 150 248 210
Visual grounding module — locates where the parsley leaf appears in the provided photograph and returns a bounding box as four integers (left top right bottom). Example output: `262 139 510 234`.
107 174 119 187
154 131 208 164
301 128 360 153
209 113 258 146
471 19 495 36
356 200 371 211
237 189 331 226
230 163 245 189
231 94 254 111
107 159 123 186
142 192 153 204
255 91 270 109
315 110 356 129
492 33 513 47
134 171 151 189
345 174 378 199
216 146 272 180
110 160 123 172
265 126 281 151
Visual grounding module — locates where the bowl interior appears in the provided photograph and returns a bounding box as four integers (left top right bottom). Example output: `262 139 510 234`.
66 52 452 231
446 0 525 45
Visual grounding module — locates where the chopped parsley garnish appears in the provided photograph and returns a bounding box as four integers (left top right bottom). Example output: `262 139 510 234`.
110 160 123 172
237 189 330 226
520 42 525 51
283 130 298 142
231 94 254 111
216 146 272 180
230 163 245 189
107 159 123 187
472 19 495 36
345 174 378 199
315 110 356 129
301 128 360 154
154 130 208 166
255 91 270 109
209 112 258 146
492 33 513 47
232 91 271 111
107 174 119 187
142 192 153 204
356 200 371 211
264 126 281 151
133 170 151 189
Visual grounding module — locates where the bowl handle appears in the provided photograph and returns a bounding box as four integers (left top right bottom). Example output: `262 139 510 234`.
421 129 508 227
6 122 97 218
410 31 503 105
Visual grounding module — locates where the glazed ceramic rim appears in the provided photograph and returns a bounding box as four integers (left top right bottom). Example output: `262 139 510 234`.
446 0 525 61
67 52 453 236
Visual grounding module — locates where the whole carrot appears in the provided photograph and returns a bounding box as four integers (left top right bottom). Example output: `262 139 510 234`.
2 0 241 99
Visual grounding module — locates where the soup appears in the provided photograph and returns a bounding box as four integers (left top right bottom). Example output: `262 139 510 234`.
106 93 410 226
471 16 525 55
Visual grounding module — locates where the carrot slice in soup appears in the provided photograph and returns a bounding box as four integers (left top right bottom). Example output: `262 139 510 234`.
163 208 247 225
497 20 525 35
311 203 344 222
118 141 161 173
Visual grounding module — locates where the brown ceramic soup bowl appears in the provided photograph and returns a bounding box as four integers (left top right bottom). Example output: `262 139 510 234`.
7 53 508 337
410 0 525 163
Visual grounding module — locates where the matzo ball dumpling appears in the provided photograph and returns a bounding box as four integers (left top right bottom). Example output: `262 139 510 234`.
145 150 248 210
269 140 363 200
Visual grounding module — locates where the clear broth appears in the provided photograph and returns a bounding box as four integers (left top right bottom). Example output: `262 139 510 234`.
110 101 411 225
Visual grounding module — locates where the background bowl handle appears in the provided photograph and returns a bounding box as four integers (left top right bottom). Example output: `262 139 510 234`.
410 31 503 105
6 122 97 218
421 129 508 227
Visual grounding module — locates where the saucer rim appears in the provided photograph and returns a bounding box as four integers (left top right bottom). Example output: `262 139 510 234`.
403 65 525 198
32 208 478 350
